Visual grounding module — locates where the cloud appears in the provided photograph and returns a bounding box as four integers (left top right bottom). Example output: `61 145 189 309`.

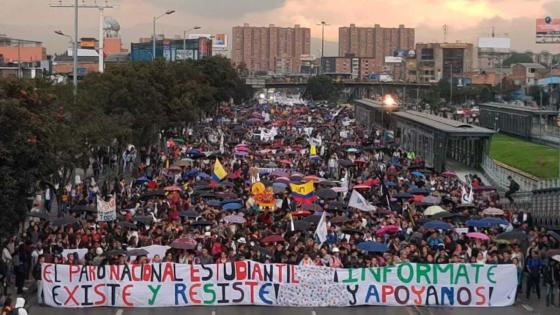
137 0 286 17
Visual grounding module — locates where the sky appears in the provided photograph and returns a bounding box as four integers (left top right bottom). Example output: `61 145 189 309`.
1 0 560 56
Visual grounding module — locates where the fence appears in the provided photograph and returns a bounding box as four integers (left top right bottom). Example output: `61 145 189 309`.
481 155 560 226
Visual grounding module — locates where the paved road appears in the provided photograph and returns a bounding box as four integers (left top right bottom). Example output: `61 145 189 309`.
27 300 558 315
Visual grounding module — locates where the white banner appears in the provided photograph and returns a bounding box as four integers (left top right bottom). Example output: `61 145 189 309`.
97 195 116 222
41 261 517 308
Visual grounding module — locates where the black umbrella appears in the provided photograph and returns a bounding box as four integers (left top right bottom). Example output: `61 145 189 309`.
292 221 312 231
126 249 149 256
180 210 199 218
29 211 49 220
317 189 337 200
496 230 528 242
342 228 363 235
338 159 354 168
303 215 321 224
133 215 153 224
51 216 80 226
70 205 97 213
191 220 213 226
431 211 454 220
118 221 137 229
105 249 125 257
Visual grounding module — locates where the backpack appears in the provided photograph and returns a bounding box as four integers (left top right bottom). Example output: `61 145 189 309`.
511 180 520 192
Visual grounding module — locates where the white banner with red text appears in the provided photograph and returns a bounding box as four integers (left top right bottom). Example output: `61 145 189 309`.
41 261 517 307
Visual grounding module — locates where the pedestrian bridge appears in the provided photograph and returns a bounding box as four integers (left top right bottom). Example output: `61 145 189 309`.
246 77 432 89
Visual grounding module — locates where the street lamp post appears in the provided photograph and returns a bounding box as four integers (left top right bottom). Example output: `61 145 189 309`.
54 30 76 94
183 26 201 50
317 21 328 74
152 10 175 61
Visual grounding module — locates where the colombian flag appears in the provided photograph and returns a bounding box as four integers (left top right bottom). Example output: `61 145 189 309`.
289 181 317 204
211 159 228 187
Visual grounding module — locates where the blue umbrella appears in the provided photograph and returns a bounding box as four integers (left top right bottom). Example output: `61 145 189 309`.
206 199 222 207
197 172 211 179
411 171 425 177
479 217 508 226
409 188 430 195
134 176 149 185
222 203 243 211
357 241 388 253
422 220 452 230
385 181 396 187
466 219 492 228
393 192 412 199
183 169 200 179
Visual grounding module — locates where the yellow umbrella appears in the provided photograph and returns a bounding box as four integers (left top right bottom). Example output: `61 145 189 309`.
424 206 446 216
482 207 504 216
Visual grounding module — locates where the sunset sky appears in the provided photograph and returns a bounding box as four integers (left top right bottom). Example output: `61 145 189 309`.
1 0 559 55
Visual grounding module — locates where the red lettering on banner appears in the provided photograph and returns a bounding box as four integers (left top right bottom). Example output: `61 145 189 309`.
69 265 80 282
251 263 263 281
110 265 120 280
94 284 106 305
43 264 53 283
122 285 133 307
64 286 79 306
162 263 175 281
381 285 394 303
291 265 299 283
143 265 152 281
275 264 285 282
475 286 487 305
131 264 141 281
189 283 201 304
190 265 200 282
411 286 426 305
88 266 96 281
235 261 247 281
245 281 258 304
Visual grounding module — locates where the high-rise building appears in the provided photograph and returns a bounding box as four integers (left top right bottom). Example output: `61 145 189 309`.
414 42 474 83
338 24 414 71
232 23 311 74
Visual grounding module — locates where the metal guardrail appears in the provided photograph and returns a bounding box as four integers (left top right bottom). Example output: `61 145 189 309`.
480 155 540 191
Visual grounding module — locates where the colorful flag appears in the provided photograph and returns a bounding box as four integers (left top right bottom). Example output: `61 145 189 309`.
348 190 375 212
310 144 317 156
289 181 317 204
212 159 228 185
314 211 328 245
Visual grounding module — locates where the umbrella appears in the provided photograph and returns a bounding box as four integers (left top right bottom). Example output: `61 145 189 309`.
546 230 560 242
29 212 49 220
356 241 387 253
292 210 312 217
70 205 97 213
421 196 441 205
330 216 348 224
393 192 412 199
342 228 364 235
375 225 400 236
219 181 235 188
261 235 284 243
118 221 137 229
424 206 446 216
180 210 199 218
465 219 491 228
168 165 182 172
547 249 560 257
441 171 457 177
409 188 430 195
466 232 490 241
223 214 246 224
304 175 321 182
302 204 322 211
411 171 425 177
271 171 290 178
338 159 354 168
222 202 243 211
206 200 222 208
126 249 149 256
293 221 312 231
164 185 182 192
316 189 337 200
422 220 452 230
455 204 477 210
51 216 80 226
431 211 453 220
105 249 125 257
496 231 528 242
140 190 166 200
303 215 322 224
353 184 370 190
482 207 504 216
133 215 154 224
191 220 213 226
479 217 508 226
170 238 197 250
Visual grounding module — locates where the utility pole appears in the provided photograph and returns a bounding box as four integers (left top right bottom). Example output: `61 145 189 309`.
50 0 115 93
450 63 453 105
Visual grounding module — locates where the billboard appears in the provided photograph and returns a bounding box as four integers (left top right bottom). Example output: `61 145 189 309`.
478 37 511 49
385 56 403 63
393 49 416 58
213 33 227 48
176 49 196 60
536 17 560 43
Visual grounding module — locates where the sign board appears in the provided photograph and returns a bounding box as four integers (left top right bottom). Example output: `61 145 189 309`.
176 49 196 60
536 17 560 43
385 56 403 63
41 261 517 308
213 34 227 48
96 195 116 222
478 37 511 49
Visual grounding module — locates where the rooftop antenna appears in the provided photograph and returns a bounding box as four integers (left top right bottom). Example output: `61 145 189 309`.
442 24 448 43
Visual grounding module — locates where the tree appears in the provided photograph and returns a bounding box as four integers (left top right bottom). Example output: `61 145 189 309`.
303 75 340 101
503 53 533 67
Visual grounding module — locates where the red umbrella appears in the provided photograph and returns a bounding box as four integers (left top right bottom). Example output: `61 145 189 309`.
410 195 424 203
304 175 321 182
375 225 399 236
354 160 367 164
353 184 371 189
164 185 182 192
279 160 292 166
292 210 312 217
261 235 285 244
441 171 457 178
147 181 158 189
